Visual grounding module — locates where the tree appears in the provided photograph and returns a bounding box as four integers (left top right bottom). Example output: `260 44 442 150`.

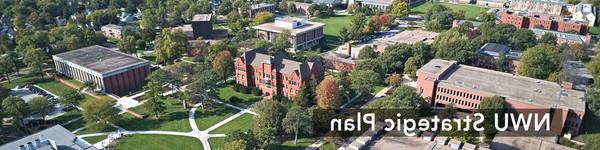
385 74 403 87
60 90 84 109
495 52 506 72
391 0 409 18
269 32 292 54
212 51 234 80
479 12 496 22
253 12 275 25
338 27 351 43
254 99 286 149
479 96 505 140
118 36 138 56
358 46 377 59
403 57 419 79
288 3 297 14
144 96 166 118
278 1 288 12
29 97 52 120
154 29 187 64
2 96 28 128
424 4 455 31
537 32 557 45
316 79 341 109
517 44 560 79
225 130 259 149
433 30 476 64
0 55 16 83
221 140 249 150
586 89 600 118
23 47 45 78
312 10 321 18
282 105 312 144
293 82 313 106
509 29 537 51
81 99 119 129
351 70 382 94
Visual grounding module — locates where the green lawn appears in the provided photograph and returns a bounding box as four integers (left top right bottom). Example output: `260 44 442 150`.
113 100 192 132
589 26 600 36
208 137 225 150
114 135 203 150
83 135 107 144
62 77 84 87
209 113 255 134
50 110 82 124
76 124 117 135
62 118 85 131
371 85 386 93
217 85 261 107
1 76 42 89
410 2 489 20
320 142 337 150
281 138 318 150
311 15 354 51
37 80 78 97
195 104 239 131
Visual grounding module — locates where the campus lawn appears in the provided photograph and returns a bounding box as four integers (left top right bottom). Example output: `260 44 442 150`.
320 142 337 150
50 109 82 125
76 124 117 135
217 85 261 107
209 113 255 134
114 135 203 150
62 118 85 131
410 2 489 20
281 138 318 150
113 100 192 132
62 77 84 87
83 135 107 144
311 15 354 51
208 137 225 150
1 76 42 89
37 80 78 97
195 104 239 131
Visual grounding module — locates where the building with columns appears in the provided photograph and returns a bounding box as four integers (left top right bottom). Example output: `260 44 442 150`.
252 18 325 52
52 45 150 95
416 59 586 134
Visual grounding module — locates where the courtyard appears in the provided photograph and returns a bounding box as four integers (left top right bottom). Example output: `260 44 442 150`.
410 2 489 20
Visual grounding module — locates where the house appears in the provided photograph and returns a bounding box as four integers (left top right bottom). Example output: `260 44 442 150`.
0 125 97 150
234 49 324 99
373 29 439 53
417 59 586 134
100 24 123 39
52 45 150 95
320 50 356 72
247 3 276 18
252 18 325 51
569 3 596 26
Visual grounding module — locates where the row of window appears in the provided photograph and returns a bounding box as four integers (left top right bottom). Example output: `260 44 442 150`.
565 120 579 129
567 112 583 119
436 87 484 101
436 95 480 109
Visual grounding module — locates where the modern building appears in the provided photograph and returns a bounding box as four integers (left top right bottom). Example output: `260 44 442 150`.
100 24 123 39
500 10 588 35
569 3 596 26
191 14 213 39
234 49 324 98
252 18 325 51
509 0 565 15
52 45 150 95
373 29 439 53
247 3 276 18
531 28 592 45
0 125 97 150
476 0 507 8
416 59 586 134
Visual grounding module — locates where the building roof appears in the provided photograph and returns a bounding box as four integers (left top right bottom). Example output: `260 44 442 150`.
491 132 576 150
53 45 149 75
101 24 122 30
192 14 212 22
312 0 341 5
252 18 325 35
419 59 586 112
0 125 96 150
320 51 357 64
479 43 511 57
360 0 393 5
385 30 439 45
531 28 588 43
239 49 321 79
250 3 275 9
561 61 593 90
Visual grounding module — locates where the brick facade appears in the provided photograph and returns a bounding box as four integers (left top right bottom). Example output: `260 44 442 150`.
500 11 588 35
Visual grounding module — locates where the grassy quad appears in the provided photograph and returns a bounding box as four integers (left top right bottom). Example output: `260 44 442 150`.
113 134 203 150
311 15 354 51
209 113 255 134
281 138 318 150
410 2 489 20
113 99 192 132
195 104 239 131
82 135 108 144
217 85 261 107
208 137 225 150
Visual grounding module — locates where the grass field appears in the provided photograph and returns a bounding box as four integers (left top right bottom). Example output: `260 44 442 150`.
50 110 81 124
209 113 255 134
589 26 600 36
281 138 318 150
217 85 261 107
320 142 337 150
76 124 117 135
62 118 85 131
114 135 203 150
195 104 238 131
410 2 489 20
311 15 354 51
208 137 225 150
113 100 192 132
1 76 42 89
83 135 107 144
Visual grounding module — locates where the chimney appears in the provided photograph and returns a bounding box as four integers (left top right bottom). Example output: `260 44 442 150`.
27 142 34 150
34 139 41 148
346 43 352 56
19 145 26 150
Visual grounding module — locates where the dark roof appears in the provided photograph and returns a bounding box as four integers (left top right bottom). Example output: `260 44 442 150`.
240 49 320 79
312 0 341 5
0 125 97 150
53 45 149 74
479 43 511 57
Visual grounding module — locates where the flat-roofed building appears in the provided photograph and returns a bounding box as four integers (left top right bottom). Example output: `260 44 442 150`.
360 0 393 10
101 24 123 39
531 28 592 45
476 0 507 8
52 45 150 95
509 0 565 15
491 132 576 150
248 3 276 18
191 14 213 39
500 10 589 35
0 125 97 150
417 59 586 134
373 29 439 53
252 18 325 51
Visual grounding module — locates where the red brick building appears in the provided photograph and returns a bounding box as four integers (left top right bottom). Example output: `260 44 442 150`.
416 59 586 134
52 45 151 95
500 11 588 35
234 49 324 98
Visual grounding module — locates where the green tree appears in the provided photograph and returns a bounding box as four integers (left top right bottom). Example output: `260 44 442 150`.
288 3 297 14
2 96 28 128
358 46 377 59
29 97 52 120
269 32 292 54
404 57 419 79
154 29 187 64
59 90 84 109
81 99 119 129
144 96 166 118
517 44 560 79
351 70 382 94
479 12 496 22
586 88 600 117
495 52 506 72
368 85 424 109
212 51 234 80
282 105 312 144
278 1 288 12
254 99 286 149
479 96 505 140
252 12 275 25
509 29 537 50
537 33 557 45
23 47 45 78
391 0 409 18
433 30 476 64
220 140 249 150
0 55 16 83
118 36 138 56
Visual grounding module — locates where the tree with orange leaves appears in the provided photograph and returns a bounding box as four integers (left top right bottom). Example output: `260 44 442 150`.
316 79 341 109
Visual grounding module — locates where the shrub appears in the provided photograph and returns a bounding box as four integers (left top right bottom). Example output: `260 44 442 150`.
239 86 250 94
229 96 241 103
251 87 262 96
232 84 241 92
